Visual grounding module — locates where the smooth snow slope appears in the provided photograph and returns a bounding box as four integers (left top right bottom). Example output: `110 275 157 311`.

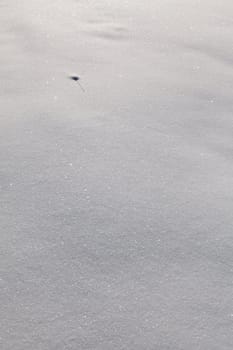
1 0 233 349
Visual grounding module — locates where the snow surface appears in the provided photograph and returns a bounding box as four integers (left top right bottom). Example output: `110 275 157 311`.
1 0 233 349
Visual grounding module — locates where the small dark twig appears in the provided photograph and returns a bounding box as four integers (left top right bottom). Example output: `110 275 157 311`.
69 75 85 92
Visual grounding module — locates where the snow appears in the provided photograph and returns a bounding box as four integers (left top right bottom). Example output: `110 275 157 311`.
1 0 233 349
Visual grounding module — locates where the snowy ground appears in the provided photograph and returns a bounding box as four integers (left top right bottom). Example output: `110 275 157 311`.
1 0 233 349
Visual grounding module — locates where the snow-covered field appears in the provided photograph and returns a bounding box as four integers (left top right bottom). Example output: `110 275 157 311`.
1 0 233 349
